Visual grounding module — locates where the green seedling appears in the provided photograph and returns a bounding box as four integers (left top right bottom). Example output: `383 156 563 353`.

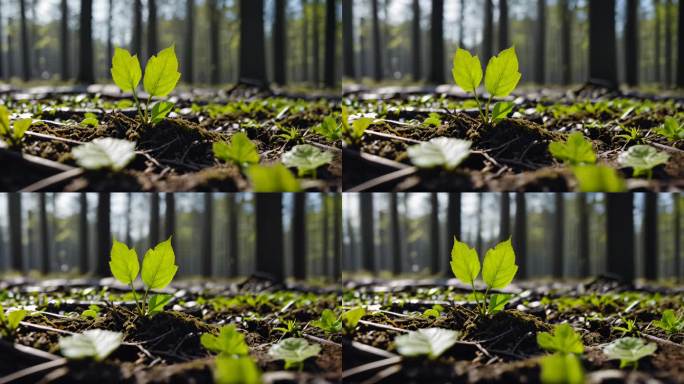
274 319 300 338
450 238 518 316
616 126 642 144
537 323 584 355
110 45 180 125
281 144 334 178
212 132 260 168
548 132 597 166
572 165 626 192
341 105 373 146
313 115 342 142
0 105 32 149
109 238 178 317
214 355 262 384
539 352 585 384
268 337 321 370
423 113 442 128
201 324 249 357
276 126 302 143
0 304 26 339
603 337 656 369
394 328 461 359
341 307 365 334
246 163 302 192
59 329 123 361
312 309 342 334
81 304 101 319
613 317 638 336
653 309 684 335
452 46 521 125
656 117 684 142
80 112 99 127
617 145 670 179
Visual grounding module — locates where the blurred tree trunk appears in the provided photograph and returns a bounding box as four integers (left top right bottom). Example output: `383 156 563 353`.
625 0 638 86
514 193 527 279
606 194 635 281
292 194 306 280
588 0 617 88
302 0 309 82
665 0 672 86
643 193 658 280
39 194 49 274
371 0 382 81
535 0 546 84
577 194 590 277
499 0 509 50
8 193 22 271
95 193 110 277
132 0 142 55
79 193 88 274
429 0 444 84
674 193 681 280
77 0 93 84
343 0 354 78
19 0 30 81
346 218 357 270
322 194 330 277
255 194 284 282
239 0 266 84
360 194 375 273
60 0 69 80
390 193 401 275
560 0 571 85
313 0 320 84
359 18 367 77
208 0 220 84
446 193 461 274
483 0 493 59
411 0 421 80
125 193 132 245
165 193 175 248
430 193 440 275
0 4 3 79
553 193 564 277
148 0 158 56
273 0 286 85
149 193 160 247
201 194 213 277
227 194 238 276
458 0 465 49
333 195 341 280
7 18 13 79
655 0 661 83
678 0 684 87
499 193 511 241
185 0 195 84
107 0 113 72
27 212 34 270
476 194 483 256
324 0 336 88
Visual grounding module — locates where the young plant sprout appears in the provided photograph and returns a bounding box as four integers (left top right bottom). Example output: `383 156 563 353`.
0 105 32 149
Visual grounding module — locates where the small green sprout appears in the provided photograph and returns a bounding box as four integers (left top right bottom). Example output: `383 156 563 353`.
0 105 32 149
212 132 260 168
214 355 262 384
313 115 342 141
616 126 642 144
276 126 302 143
617 145 670 179
281 144 334 178
423 113 442 128
341 307 365 334
80 112 100 127
268 337 321 370
613 317 638 336
548 132 597 166
572 165 626 192
311 309 342 334
603 337 657 369
653 309 684 335
656 117 684 142
539 352 585 384
246 164 302 192
200 324 249 357
537 323 585 355
341 106 372 146
0 304 27 339
81 304 101 319
394 328 461 359
274 319 300 338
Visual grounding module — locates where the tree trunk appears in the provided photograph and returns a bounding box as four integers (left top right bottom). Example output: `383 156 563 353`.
412 0 421 80
132 0 142 55
0 4 4 79
643 193 658 280
202 194 213 277
39 194 49 274
496 193 509 241
552 193 564 277
292 194 306 280
313 0 321 84
560 0 571 85
678 0 684 87
8 194 22 271
430 193 440 275
107 0 113 72
79 193 89 274
19 0 30 81
239 0 266 84
149 193 160 247
227 194 239 277
255 194 284 281
77 0 93 84
390 193 401 275
164 193 176 248
332 194 341 280
476 194 483 256
577 194 590 277
674 193 681 280
655 0 661 83
208 0 220 84
535 0 546 84
360 194 375 273
343 0 354 78
148 0 158 56
588 0 617 87
625 0 639 86
458 0 465 49
125 193 132 245
606 193 635 281
514 193 527 279
302 0 309 82
359 18 367 77
371 0 382 81
273 0 286 85
447 193 461 274
60 0 69 80
429 0 444 84
498 0 509 50
323 0 336 88
7 18 13 79
95 193 111 277
322 194 330 277
185 0 195 83
665 0 672 86
483 0 493 59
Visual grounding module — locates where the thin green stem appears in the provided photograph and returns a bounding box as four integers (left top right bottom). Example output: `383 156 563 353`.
129 284 143 315
142 288 149 316
131 88 144 123
483 287 490 316
145 94 153 124
472 88 487 125
485 96 493 124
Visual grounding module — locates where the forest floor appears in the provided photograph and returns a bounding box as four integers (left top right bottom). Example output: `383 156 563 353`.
0 275 341 383
343 84 684 191
0 84 341 192
342 276 684 384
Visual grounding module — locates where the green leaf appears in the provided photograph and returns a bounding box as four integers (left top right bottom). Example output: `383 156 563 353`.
487 293 512 314
281 144 334 177
549 132 596 166
143 45 181 97
12 119 32 140
449 237 481 286
141 237 178 290
72 138 137 172
201 325 249 357
147 294 173 316
341 307 365 331
484 46 522 97
572 165 626 192
603 337 657 369
59 329 123 361
150 101 174 125
653 309 684 334
537 324 585 354
0 105 9 137
491 101 514 122
6 309 26 331
214 356 262 384
109 239 140 285
314 116 342 141
452 48 483 93
312 309 342 334
407 137 472 171
422 308 441 319
394 328 461 359
656 117 684 142
617 145 670 178
246 164 301 192
213 132 260 167
347 117 373 141
111 47 142 92
423 113 442 128
268 337 321 370
540 353 585 384
481 238 518 290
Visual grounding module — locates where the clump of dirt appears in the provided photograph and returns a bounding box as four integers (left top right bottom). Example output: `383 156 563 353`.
467 119 560 163
464 310 551 356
